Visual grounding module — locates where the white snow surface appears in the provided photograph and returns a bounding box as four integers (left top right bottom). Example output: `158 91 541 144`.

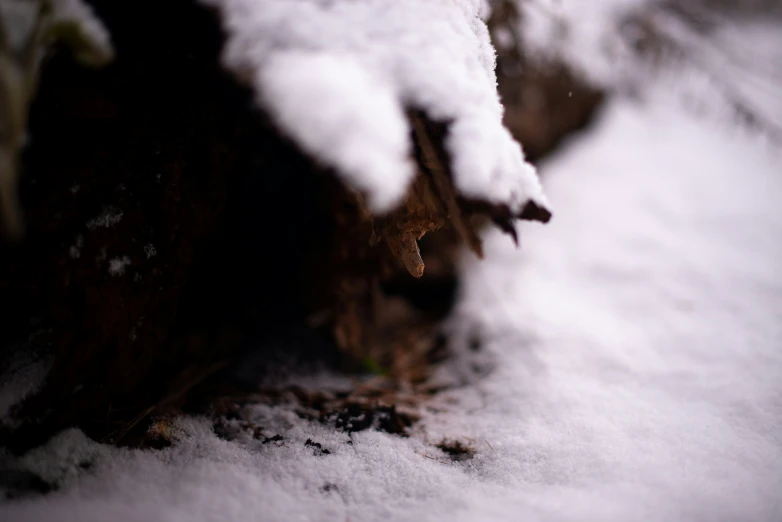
2 94 781 520
203 0 547 215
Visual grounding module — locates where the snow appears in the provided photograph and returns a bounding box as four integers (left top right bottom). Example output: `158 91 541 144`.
68 234 84 259
0 0 115 67
85 206 123 230
0 354 50 423
107 256 131 276
2 92 781 520
520 0 648 86
3 2 782 520
205 0 548 215
518 0 782 138
442 102 782 521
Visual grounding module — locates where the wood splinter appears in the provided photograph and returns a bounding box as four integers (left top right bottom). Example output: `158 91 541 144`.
399 234 424 278
386 233 425 278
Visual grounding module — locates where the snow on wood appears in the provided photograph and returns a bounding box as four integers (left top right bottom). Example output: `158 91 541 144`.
205 0 550 219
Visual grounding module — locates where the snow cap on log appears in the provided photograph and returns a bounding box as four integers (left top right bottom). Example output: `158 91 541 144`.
204 0 551 220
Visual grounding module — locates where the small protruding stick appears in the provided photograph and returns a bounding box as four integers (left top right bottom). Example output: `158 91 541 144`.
399 234 424 278
410 113 484 258
386 233 425 278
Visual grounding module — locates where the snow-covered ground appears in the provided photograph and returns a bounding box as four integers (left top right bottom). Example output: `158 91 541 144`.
2 91 781 521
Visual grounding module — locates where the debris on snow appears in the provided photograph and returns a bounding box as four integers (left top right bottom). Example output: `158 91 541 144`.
304 438 331 456
435 439 475 462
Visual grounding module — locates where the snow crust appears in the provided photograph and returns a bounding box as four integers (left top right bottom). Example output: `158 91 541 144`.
204 0 547 214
